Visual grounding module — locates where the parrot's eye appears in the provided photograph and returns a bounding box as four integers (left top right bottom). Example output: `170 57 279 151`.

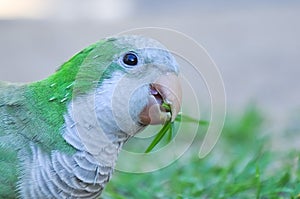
122 52 138 67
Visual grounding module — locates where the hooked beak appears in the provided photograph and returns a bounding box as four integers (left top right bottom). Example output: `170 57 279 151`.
139 73 182 125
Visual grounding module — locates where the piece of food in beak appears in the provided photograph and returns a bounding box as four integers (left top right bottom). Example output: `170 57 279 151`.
140 73 182 125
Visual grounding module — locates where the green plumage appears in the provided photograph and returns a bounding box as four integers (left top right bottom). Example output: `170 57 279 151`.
0 54 87 197
0 44 93 153
0 38 128 197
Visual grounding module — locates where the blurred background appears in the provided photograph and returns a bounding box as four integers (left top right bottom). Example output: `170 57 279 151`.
0 0 299 121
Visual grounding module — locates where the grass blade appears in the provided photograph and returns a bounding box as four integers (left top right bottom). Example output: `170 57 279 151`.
145 121 171 153
167 122 174 142
145 113 208 153
175 114 209 125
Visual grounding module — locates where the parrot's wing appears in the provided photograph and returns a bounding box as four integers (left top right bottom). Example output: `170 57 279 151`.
0 83 31 149
0 83 27 197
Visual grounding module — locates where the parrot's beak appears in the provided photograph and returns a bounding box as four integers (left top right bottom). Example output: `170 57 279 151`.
139 73 182 125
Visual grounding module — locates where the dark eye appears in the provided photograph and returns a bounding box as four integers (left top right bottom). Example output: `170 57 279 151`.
122 52 138 66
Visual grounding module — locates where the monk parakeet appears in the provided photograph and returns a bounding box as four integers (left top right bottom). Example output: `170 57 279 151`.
0 35 182 198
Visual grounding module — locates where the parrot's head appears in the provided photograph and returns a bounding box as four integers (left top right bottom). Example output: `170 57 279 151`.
73 35 182 139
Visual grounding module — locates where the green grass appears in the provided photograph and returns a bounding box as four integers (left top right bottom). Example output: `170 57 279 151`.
144 113 208 153
102 107 300 199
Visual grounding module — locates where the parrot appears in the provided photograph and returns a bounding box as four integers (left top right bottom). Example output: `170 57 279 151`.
0 35 182 198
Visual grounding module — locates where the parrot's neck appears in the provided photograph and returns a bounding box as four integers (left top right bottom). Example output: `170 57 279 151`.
20 92 132 198
62 95 129 165
55 73 145 196
62 71 145 152
19 72 146 198
62 73 141 153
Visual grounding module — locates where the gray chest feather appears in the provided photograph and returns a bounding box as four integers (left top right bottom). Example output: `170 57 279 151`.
18 145 114 199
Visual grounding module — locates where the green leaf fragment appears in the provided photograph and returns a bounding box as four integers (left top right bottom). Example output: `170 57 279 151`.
145 121 172 153
162 102 171 112
175 114 209 125
167 122 174 142
145 113 209 153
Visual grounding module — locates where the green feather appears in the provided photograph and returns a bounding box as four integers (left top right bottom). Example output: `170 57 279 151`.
24 44 97 154
0 36 138 197
0 37 128 195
